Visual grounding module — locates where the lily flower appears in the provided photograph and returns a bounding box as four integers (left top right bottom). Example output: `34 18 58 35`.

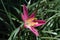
21 4 45 36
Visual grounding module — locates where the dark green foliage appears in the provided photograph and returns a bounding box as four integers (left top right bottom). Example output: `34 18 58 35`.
0 0 60 40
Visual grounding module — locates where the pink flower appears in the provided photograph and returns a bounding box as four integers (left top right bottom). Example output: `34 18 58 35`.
21 4 45 36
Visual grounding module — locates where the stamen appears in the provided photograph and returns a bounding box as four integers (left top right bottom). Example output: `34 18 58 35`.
25 18 38 27
34 18 37 20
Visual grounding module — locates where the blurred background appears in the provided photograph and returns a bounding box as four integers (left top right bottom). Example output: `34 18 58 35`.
0 0 60 40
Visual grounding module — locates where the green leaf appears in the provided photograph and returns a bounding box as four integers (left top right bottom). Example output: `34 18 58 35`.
8 27 20 40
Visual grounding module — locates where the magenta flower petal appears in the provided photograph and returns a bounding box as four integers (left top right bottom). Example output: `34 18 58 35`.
21 14 26 22
34 20 45 24
29 12 35 18
34 20 46 27
35 23 44 27
35 20 45 23
23 4 28 19
29 27 39 36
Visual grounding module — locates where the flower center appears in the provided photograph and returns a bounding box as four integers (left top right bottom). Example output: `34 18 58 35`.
25 18 38 27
